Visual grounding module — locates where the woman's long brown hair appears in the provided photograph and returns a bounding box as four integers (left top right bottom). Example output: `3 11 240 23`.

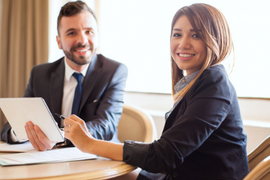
170 3 234 102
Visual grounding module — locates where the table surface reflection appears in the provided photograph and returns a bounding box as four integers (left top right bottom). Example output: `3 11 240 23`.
0 142 135 180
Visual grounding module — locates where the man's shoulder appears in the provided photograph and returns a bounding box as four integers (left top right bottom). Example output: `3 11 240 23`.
96 54 128 76
32 57 64 71
97 54 123 67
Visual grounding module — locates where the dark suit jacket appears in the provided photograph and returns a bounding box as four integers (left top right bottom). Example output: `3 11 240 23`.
123 65 249 180
1 54 128 143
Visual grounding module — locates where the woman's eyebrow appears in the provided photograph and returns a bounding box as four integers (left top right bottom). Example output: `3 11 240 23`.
191 29 202 32
172 28 202 32
173 28 181 31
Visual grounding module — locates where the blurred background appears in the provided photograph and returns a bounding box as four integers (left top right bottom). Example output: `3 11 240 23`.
0 0 270 153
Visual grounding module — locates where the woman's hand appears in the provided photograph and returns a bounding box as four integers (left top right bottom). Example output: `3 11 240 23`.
64 115 124 161
64 115 94 153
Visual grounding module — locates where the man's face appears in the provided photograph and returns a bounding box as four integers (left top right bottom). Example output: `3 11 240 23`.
56 11 98 68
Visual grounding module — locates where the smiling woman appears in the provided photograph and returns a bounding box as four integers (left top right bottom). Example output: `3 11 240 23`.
170 15 207 76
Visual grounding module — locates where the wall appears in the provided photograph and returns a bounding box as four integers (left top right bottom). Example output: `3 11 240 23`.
123 92 270 154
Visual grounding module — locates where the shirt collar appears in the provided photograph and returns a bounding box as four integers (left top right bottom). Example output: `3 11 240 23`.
64 57 90 81
174 69 200 94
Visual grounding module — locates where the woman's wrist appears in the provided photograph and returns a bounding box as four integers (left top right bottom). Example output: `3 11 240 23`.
86 136 99 154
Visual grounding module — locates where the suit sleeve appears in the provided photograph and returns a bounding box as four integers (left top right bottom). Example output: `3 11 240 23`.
0 67 35 143
123 68 233 173
85 63 128 140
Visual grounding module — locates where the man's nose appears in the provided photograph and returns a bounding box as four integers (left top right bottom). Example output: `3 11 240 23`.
77 32 88 45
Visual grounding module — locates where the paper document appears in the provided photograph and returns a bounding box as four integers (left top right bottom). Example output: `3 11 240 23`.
0 142 35 152
0 147 97 166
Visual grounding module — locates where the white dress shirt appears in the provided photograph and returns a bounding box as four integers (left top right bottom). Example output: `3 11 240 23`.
61 57 89 127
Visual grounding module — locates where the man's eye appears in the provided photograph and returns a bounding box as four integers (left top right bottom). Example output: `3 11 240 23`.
87 30 94 35
68 32 75 36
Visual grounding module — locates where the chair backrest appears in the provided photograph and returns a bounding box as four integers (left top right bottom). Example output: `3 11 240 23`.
248 135 270 171
117 104 158 143
244 155 270 180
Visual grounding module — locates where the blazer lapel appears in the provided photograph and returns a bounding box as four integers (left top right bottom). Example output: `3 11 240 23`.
79 55 102 114
50 58 65 125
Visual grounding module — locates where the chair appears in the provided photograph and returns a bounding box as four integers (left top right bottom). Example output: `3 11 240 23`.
117 104 158 143
248 135 270 171
244 155 270 180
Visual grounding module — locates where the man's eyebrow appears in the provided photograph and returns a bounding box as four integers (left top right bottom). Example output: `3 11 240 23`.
65 28 77 34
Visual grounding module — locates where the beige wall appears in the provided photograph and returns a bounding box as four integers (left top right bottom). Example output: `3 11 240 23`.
123 92 270 154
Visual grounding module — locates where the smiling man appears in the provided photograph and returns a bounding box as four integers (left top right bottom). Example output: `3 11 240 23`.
1 1 128 151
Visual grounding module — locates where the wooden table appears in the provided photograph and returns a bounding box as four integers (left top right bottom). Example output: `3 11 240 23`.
0 147 136 180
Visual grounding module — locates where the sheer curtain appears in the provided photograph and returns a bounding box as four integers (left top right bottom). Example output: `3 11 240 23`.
0 0 49 130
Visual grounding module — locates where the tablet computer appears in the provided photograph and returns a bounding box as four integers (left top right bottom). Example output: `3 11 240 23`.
0 98 64 142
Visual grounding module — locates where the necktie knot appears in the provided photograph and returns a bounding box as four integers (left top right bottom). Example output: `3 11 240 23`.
72 72 82 83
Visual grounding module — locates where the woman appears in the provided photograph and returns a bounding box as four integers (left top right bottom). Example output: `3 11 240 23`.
64 3 250 180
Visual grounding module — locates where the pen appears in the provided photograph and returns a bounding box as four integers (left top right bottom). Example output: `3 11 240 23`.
55 113 93 135
55 113 66 120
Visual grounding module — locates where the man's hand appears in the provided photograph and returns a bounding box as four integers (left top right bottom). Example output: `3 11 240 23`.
25 121 56 151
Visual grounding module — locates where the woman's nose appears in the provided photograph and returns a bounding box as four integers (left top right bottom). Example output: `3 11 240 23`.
179 36 191 49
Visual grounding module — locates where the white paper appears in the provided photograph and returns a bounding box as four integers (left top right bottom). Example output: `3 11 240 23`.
0 147 97 166
0 142 35 152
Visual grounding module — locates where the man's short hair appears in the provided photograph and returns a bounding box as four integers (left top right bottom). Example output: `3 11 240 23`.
57 0 97 35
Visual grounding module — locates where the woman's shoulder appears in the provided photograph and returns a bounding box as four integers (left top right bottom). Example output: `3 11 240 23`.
188 64 235 100
200 64 228 82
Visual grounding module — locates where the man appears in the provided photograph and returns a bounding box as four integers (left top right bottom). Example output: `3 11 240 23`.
1 1 128 151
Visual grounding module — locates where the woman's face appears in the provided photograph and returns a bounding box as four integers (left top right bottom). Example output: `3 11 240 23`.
170 15 207 76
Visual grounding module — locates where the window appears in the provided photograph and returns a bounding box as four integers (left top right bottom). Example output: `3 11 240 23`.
49 0 270 98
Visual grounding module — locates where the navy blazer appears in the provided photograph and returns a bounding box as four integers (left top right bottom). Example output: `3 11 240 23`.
1 54 128 143
123 65 249 180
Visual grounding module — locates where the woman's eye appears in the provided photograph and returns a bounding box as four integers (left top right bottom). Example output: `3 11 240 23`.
173 33 181 37
192 34 199 38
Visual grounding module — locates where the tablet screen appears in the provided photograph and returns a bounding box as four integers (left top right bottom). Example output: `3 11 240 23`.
0 98 64 142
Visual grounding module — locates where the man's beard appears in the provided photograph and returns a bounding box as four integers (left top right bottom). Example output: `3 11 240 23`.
63 43 94 65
